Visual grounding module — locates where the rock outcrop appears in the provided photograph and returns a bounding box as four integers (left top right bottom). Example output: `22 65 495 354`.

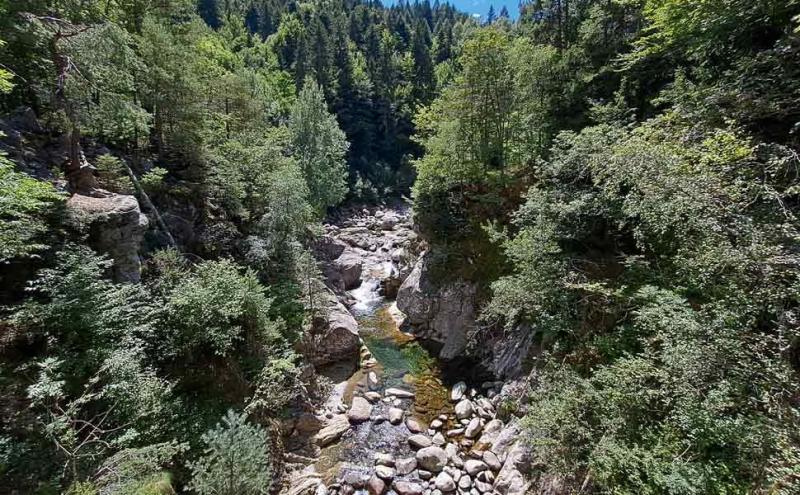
67 193 148 282
307 291 360 366
396 253 477 360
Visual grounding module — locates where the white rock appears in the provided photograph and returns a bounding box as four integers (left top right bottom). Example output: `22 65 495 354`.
385 387 415 398
389 408 404 425
395 457 417 475
432 432 446 445
408 434 432 449
347 397 373 424
416 446 448 472
434 472 456 492
376 453 396 467
450 382 467 402
464 460 488 476
458 476 472 489
464 418 482 438
454 400 474 420
375 465 396 480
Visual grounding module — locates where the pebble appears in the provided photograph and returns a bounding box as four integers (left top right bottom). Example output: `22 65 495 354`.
395 457 417 475
458 476 472 489
375 465 396 480
464 418 482 438
432 432 446 446
431 419 443 429
446 428 464 437
454 399 474 420
385 387 415 399
389 408 404 425
408 434 432 449
376 453 395 467
464 460 488 476
418 470 432 480
483 451 501 471
406 417 425 433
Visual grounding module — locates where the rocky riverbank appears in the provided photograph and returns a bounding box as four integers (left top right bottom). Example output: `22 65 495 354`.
280 204 531 495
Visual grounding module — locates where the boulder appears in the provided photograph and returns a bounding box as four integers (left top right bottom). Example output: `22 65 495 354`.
314 235 347 260
67 193 148 283
434 473 456 492
392 481 425 495
395 457 417 475
396 254 477 359
464 418 482 439
450 382 467 402
313 415 350 446
347 397 372 423
408 434 432 449
367 475 386 495
308 293 360 366
493 443 531 495
454 400 474 420
415 446 448 473
334 249 363 290
389 408 404 425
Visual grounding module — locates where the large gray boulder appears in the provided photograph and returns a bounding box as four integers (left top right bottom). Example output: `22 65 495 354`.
67 193 148 283
493 442 532 495
415 446 448 473
396 253 477 359
347 397 372 423
333 249 363 290
313 414 350 446
307 291 360 366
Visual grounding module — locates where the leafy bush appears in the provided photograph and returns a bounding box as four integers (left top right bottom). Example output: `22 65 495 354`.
0 153 63 262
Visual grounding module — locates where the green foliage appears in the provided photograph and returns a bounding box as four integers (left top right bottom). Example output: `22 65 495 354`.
0 153 63 262
188 410 272 495
95 154 134 194
164 259 281 358
289 78 348 215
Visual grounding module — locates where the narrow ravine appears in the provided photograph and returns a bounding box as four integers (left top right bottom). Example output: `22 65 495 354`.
283 205 517 495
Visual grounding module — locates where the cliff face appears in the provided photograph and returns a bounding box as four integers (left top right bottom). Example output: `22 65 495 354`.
67 193 148 283
395 251 536 380
395 252 478 360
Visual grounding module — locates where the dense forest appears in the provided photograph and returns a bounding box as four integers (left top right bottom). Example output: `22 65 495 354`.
0 0 799 494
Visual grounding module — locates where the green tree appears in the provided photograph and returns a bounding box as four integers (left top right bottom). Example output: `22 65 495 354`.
288 78 348 215
188 410 273 495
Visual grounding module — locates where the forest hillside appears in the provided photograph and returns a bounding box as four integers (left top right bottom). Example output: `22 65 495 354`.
1 1 799 495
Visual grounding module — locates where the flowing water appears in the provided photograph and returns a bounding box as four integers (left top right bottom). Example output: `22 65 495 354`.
314 262 454 485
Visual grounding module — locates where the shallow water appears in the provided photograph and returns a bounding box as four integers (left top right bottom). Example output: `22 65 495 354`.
315 276 454 484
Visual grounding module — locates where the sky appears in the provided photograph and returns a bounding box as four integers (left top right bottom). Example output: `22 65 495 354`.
446 0 520 20
385 0 521 21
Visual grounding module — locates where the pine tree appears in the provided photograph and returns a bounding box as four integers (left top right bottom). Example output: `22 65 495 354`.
486 5 497 25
